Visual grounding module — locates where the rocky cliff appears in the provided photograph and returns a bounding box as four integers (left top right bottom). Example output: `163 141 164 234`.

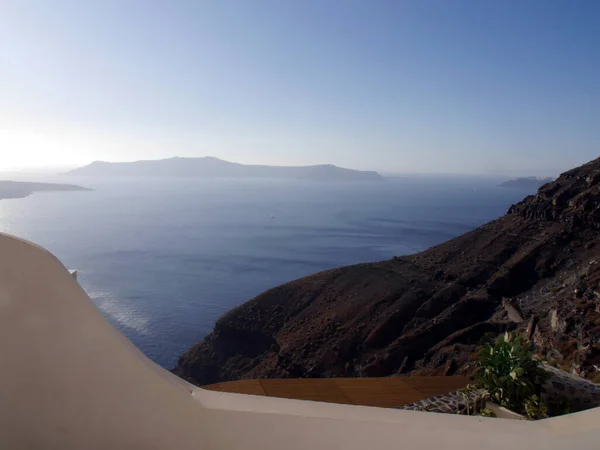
174 157 600 385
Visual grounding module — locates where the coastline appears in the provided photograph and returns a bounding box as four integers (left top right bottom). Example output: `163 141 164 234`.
0 180 91 201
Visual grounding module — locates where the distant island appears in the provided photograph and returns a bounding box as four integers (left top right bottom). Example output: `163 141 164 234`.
66 157 384 182
0 180 91 201
499 177 553 189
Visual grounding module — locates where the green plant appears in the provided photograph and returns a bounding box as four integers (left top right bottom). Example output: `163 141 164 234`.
459 384 490 416
479 408 496 418
477 332 547 413
460 384 477 415
523 395 548 420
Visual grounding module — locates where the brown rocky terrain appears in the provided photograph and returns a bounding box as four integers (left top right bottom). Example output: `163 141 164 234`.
173 157 600 386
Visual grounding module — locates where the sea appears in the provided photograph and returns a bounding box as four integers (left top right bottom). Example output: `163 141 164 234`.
0 175 533 369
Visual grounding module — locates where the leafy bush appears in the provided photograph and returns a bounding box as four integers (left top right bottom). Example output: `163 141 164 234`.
477 331 547 413
523 395 548 420
479 408 496 418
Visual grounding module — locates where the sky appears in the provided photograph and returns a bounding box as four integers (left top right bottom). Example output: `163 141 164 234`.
0 0 599 175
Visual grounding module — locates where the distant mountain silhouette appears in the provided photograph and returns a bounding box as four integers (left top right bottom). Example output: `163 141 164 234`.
499 177 553 189
67 157 383 182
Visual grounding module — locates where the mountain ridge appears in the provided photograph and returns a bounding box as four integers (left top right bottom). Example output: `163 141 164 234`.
67 157 384 182
173 156 600 385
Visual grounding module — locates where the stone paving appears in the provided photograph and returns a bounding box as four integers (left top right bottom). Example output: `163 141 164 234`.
398 387 488 414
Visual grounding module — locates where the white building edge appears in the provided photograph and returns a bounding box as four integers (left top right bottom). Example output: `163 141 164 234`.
0 231 598 449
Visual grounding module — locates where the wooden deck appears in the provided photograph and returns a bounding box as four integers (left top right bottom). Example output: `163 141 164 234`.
202 376 470 408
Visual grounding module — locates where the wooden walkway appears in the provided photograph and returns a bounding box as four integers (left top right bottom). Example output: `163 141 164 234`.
203 376 470 409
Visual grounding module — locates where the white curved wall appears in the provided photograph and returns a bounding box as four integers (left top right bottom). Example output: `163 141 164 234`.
0 232 598 449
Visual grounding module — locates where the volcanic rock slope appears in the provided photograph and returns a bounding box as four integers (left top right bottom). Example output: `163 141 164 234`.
174 157 600 385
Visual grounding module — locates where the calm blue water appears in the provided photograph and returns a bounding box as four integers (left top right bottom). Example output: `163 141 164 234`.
0 176 531 368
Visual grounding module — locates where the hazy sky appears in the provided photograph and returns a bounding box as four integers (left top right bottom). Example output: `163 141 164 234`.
1 1 598 175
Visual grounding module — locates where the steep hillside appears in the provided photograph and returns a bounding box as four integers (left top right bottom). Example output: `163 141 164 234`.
174 157 600 385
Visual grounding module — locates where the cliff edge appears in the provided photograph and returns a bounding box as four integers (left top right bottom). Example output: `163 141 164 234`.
174 157 600 385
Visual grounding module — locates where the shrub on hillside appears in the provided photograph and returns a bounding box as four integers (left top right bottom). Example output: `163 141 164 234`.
477 331 547 413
